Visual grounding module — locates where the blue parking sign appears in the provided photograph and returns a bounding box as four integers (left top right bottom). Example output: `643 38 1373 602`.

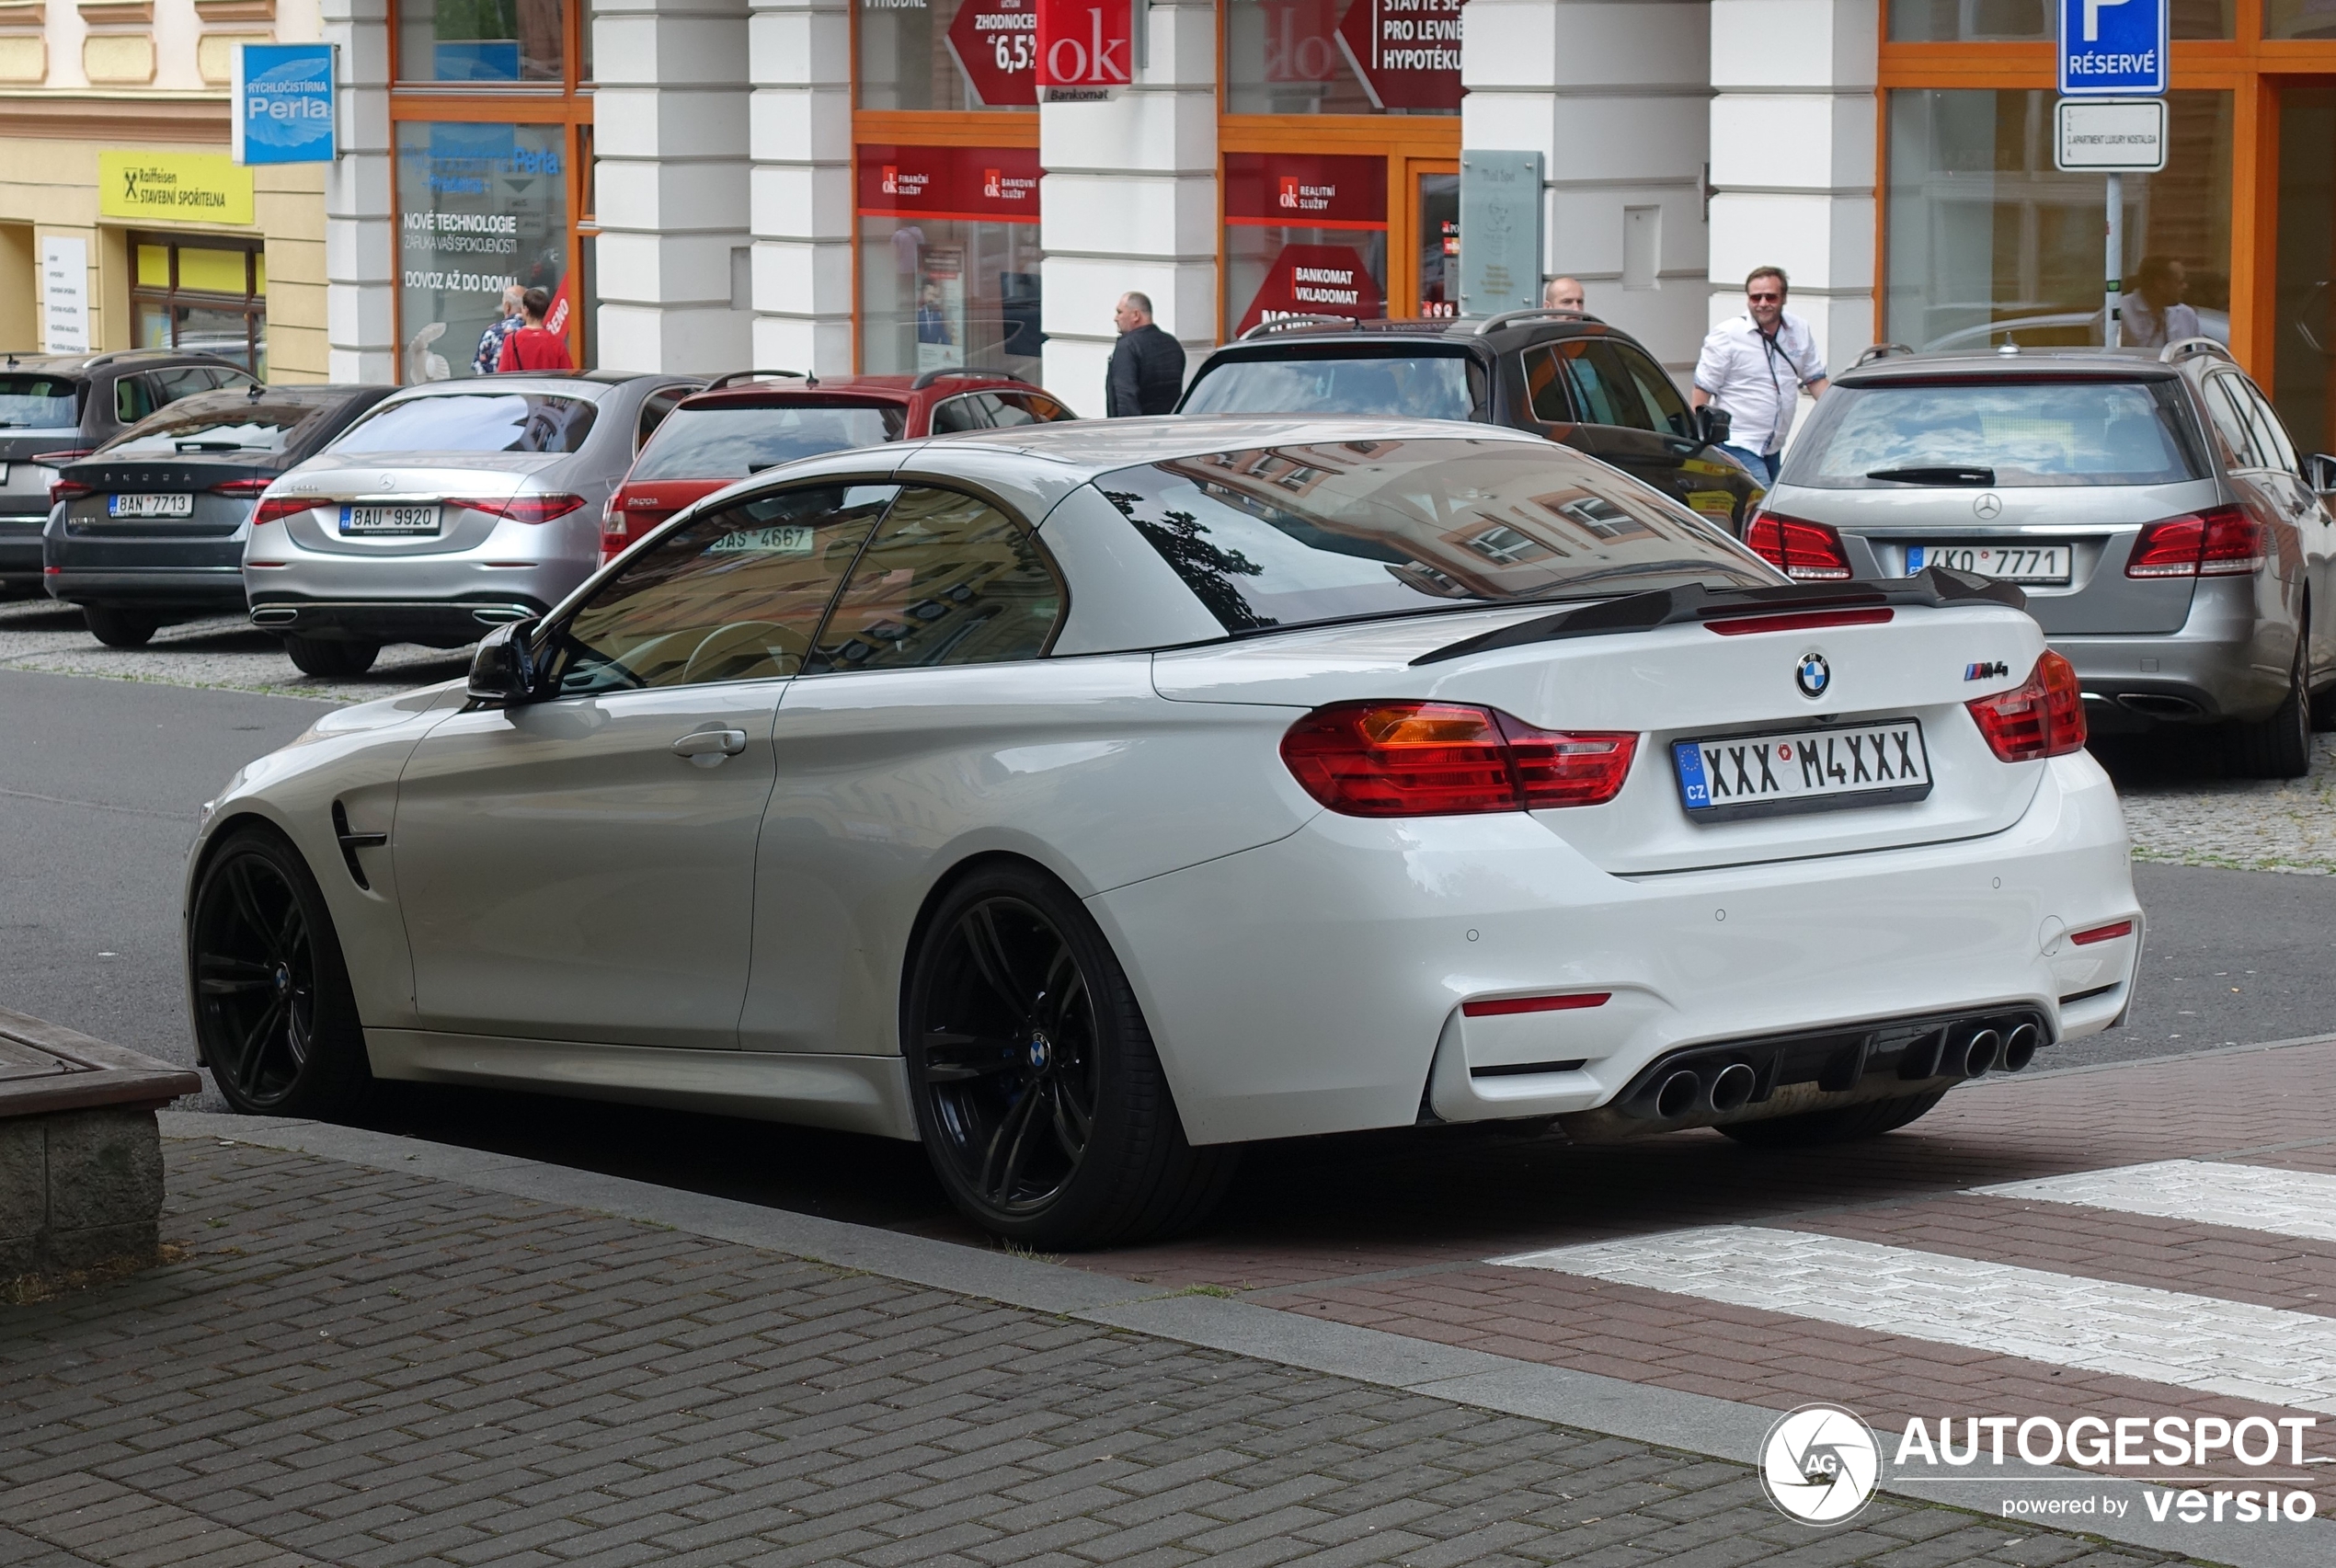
2060 0 2167 97
233 43 336 165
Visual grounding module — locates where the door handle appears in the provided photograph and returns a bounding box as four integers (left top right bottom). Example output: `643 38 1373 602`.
670 728 747 765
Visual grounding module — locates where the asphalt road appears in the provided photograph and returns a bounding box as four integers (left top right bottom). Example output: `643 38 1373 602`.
4 665 2330 1196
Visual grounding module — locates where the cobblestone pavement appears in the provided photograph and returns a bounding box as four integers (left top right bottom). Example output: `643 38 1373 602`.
0 1139 2199 1568
0 597 468 705
2104 735 2336 876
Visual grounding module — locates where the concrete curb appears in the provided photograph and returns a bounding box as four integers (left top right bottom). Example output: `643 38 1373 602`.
160 1109 2336 1568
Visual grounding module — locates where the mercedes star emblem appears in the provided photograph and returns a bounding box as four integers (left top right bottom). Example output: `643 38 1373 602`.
1972 493 2002 519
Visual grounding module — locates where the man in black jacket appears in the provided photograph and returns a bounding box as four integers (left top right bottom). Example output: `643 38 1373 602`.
1105 292 1186 416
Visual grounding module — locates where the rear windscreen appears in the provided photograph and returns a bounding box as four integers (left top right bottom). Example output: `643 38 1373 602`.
1179 354 1478 422
97 399 328 457
331 393 597 455
1100 438 1779 634
1785 378 2208 487
628 403 905 481
0 376 80 431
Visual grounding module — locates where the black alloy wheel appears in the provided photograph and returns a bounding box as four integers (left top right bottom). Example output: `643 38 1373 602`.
189 829 370 1116
2230 625 2313 780
904 864 1235 1248
82 605 159 648
284 635 382 679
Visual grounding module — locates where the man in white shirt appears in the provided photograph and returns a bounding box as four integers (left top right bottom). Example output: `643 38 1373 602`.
1691 266 1828 485
2117 256 2201 349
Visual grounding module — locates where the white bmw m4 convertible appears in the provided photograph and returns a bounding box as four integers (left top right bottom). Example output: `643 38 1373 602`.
185 418 2140 1246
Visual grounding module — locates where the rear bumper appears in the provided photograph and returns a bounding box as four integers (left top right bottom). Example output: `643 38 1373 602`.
45 566 246 609
1092 750 2136 1146
246 597 544 647
2053 580 2289 728
0 514 44 582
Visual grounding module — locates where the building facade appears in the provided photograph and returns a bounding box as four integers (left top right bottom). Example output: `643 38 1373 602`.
0 0 330 376
298 0 2336 452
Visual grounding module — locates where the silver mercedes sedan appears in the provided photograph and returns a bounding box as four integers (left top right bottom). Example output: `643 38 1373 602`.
244 372 701 677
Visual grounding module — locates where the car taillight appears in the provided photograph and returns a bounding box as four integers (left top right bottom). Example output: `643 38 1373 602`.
453 493 587 525
1280 701 1638 817
48 478 92 504
1744 511 1852 580
2125 505 2265 578
251 496 312 527
31 449 90 466
210 477 274 497
1966 651 2086 761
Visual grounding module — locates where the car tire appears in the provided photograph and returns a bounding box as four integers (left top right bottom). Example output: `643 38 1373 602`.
1715 1088 1949 1150
188 826 372 1118
2229 633 2312 780
284 635 382 678
903 863 1238 1249
83 605 159 648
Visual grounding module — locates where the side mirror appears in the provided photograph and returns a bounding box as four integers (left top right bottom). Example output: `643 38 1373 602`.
2306 453 2336 495
467 619 542 704
1696 405 1733 447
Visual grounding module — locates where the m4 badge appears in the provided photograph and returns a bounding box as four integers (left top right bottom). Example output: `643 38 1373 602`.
1965 660 2010 681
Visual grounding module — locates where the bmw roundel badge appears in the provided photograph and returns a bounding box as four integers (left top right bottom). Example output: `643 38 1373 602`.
1795 651 1831 700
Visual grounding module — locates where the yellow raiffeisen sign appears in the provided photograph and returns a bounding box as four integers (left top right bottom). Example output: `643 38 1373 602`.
97 152 256 225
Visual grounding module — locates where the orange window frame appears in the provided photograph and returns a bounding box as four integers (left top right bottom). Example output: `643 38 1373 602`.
385 0 597 375
1873 0 2336 377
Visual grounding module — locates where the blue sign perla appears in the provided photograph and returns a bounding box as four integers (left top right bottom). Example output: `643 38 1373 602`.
232 43 336 165
2059 0 2167 97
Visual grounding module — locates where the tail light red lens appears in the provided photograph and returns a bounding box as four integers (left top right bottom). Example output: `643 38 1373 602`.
210 476 275 497
48 478 92 505
1280 701 1638 817
453 493 587 526
2126 505 2265 578
1966 651 2086 761
1744 512 1853 580
251 495 312 527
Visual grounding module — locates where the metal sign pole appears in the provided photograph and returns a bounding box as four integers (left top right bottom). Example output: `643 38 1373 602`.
2105 171 2123 349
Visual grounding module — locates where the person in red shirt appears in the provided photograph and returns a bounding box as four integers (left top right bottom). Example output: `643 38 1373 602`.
496 287 575 373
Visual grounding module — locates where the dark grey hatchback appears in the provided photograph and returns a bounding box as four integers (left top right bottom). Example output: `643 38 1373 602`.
43 383 393 647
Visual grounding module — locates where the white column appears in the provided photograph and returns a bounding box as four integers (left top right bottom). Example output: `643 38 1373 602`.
748 0 852 375
1037 0 1216 417
594 0 753 372
1461 0 1713 379
323 0 394 383
1707 0 1877 376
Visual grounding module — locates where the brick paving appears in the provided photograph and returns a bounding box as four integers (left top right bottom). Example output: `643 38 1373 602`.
0 1140 2201 1568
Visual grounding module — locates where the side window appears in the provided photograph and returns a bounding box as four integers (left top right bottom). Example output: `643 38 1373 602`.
637 385 692 452
2204 376 2265 469
548 483 898 693
1553 341 1655 431
993 392 1070 426
928 394 991 434
809 486 1062 673
1614 345 1694 439
152 367 216 406
2239 381 2299 474
114 376 156 424
1523 349 1572 423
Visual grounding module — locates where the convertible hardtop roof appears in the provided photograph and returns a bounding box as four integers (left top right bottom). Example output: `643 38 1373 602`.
900 414 1551 478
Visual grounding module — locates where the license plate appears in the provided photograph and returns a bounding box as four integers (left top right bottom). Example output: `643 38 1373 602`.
107 492 194 519
340 503 441 535
1907 544 2071 583
1675 719 1932 822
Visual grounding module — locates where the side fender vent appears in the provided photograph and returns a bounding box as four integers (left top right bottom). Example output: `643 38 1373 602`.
330 800 387 891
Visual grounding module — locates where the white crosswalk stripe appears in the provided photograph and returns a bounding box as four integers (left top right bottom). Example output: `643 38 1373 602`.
1493 1227 2336 1414
1972 1159 2336 1243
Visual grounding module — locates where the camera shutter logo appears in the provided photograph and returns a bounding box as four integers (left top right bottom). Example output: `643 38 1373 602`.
1759 1403 1881 1525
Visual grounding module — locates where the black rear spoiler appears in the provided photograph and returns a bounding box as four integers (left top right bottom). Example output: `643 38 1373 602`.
1411 567 2026 668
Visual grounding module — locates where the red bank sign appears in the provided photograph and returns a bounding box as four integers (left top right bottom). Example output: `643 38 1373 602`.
1338 0 1463 110
1036 0 1132 97
857 144 1041 222
1237 243 1385 336
945 0 1039 108
1223 153 1388 227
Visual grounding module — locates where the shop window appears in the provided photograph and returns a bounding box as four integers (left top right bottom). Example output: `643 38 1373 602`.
1884 88 2231 355
856 144 1042 379
399 0 565 83
858 0 1036 110
2266 0 2336 37
1222 0 1460 115
1886 0 2230 40
131 235 266 377
395 121 571 381
1224 152 1388 338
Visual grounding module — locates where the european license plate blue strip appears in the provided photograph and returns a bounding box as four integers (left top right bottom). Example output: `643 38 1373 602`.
1906 545 1927 573
1673 741 1713 809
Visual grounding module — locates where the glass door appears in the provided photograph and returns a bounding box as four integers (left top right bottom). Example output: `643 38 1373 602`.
2273 84 2336 454
1409 161 1459 318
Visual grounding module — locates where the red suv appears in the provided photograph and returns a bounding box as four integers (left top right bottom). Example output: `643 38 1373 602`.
601 369 1075 561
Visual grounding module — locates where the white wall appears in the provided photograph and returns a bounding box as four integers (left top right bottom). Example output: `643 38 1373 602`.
323 0 394 383
748 0 852 375
1462 0 1713 375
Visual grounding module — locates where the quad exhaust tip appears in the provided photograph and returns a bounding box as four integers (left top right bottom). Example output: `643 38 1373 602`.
1632 1013 2048 1122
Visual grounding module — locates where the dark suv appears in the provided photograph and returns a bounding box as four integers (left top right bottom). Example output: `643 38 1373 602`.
0 350 258 595
1174 311 1762 532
